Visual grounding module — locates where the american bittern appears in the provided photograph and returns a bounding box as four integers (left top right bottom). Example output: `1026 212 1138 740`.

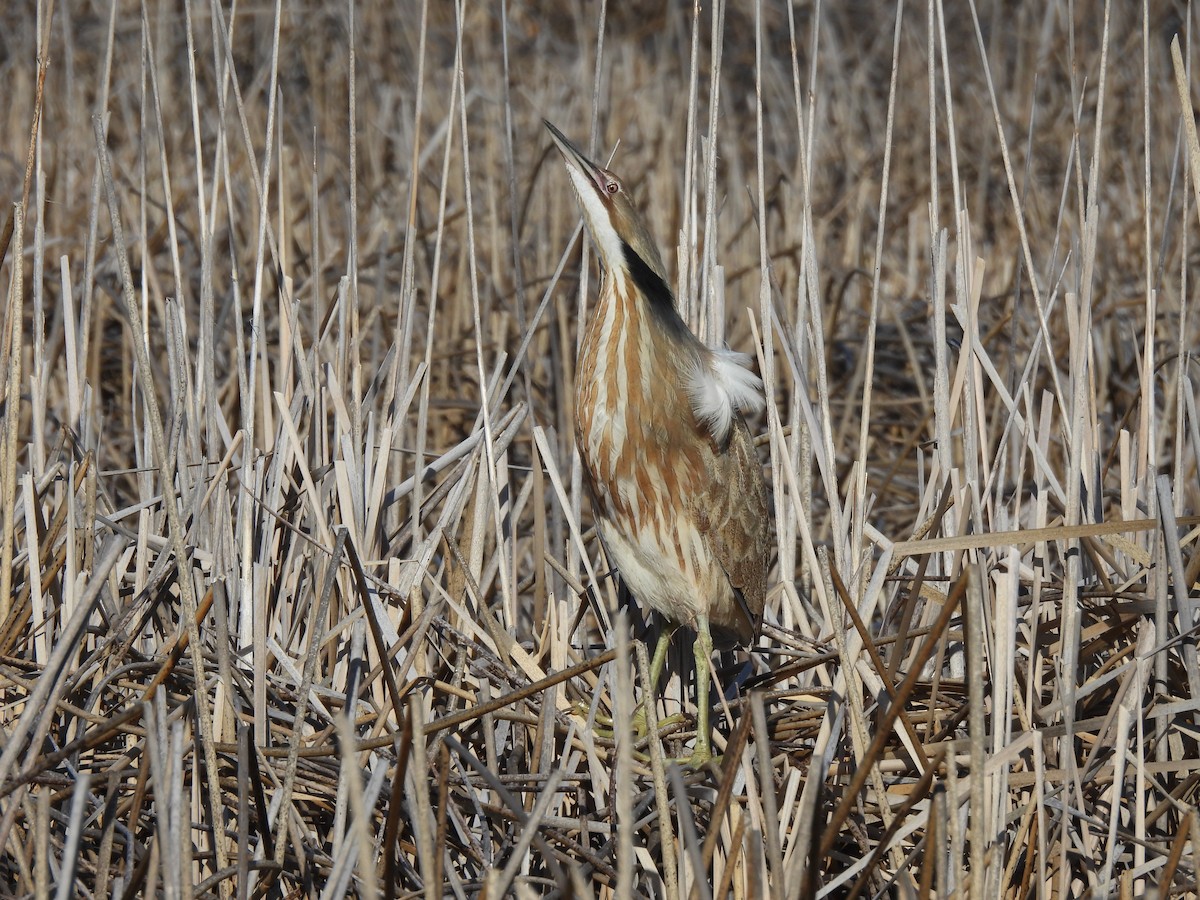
545 121 773 767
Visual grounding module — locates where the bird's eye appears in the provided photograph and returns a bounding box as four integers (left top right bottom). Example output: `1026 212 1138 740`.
606 180 620 194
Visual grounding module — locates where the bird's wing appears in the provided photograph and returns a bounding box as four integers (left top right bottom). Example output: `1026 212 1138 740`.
695 419 773 646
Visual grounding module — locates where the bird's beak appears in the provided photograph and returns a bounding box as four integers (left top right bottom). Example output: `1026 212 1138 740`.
544 119 635 275
544 120 608 201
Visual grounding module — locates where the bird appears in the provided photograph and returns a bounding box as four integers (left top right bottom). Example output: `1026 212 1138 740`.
545 120 773 768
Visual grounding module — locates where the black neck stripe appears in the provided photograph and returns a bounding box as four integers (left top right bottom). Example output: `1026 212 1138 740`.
620 241 690 339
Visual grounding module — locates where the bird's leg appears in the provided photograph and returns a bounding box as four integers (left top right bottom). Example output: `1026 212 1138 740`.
646 624 674 696
685 615 717 769
630 624 680 737
574 624 682 739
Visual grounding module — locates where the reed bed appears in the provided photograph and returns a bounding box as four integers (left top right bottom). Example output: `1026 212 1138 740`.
1 0 1198 896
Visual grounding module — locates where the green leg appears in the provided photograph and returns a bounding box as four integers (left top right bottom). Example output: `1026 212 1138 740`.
631 624 678 737
647 625 674 693
576 623 682 741
686 615 717 769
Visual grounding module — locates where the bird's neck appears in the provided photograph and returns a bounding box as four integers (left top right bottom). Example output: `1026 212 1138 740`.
612 244 692 345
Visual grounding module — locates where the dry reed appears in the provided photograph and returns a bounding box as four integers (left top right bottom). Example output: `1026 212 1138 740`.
0 0 1198 897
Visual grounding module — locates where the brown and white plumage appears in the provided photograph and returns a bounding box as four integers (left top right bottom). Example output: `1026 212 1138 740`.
545 120 772 765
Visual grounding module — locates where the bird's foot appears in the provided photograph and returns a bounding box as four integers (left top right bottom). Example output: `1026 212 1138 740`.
571 700 683 744
652 741 722 772
679 745 722 771
572 699 615 732
629 705 684 741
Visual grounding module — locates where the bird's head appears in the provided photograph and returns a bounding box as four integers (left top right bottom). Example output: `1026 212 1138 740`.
544 120 669 293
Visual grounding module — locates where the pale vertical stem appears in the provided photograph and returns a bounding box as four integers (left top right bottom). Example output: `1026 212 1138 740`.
933 0 963 219
1169 27 1198 548
697 0 724 339
411 0 452 632
60 257 80 431
1075 22 1110 774
927 0 939 240
35 786 49 900
454 0 514 618
79 0 118 411
144 697 173 897
342 622 379 900
1167 32 1200 760
1142 0 1158 501
1061 288 1086 802
1176 21 1195 522
183 0 222 456
23 475 45 664
571 0 608 584
751 0 790 613
31 165 45 476
636 638 679 900
138 13 149 376
171 718 190 897
751 693 782 900
1099 704 1132 890
784 0 821 585
669 763 711 900
346 0 362 467
850 0 903 594
63 460 77 634
0 205 24 623
498 0 533 412
964 0 1066 419
93 115 230 887
1158 475 1200 698
966 564 986 898
1133 634 1148 896
270 528 343 867
932 229 952 489
224 0 281 749
927 0 952 526
614 612 634 897
409 695 436 900
251 452 267 747
142 1 198 472
933 777 949 896
382 0 415 440
751 0 772 388
960 257 985 539
678 0 701 317
53 772 91 900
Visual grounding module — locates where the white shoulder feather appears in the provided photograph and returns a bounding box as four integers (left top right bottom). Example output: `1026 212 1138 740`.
687 348 765 445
